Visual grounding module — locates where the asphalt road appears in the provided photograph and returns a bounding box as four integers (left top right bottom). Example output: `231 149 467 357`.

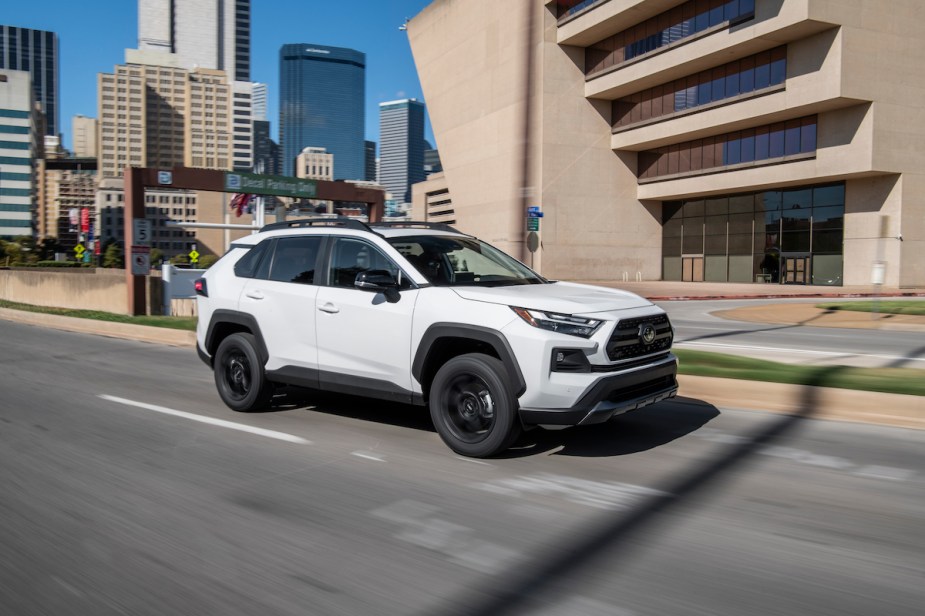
1 320 922 615
661 298 925 369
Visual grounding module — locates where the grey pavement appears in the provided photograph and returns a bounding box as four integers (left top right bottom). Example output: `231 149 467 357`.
0 320 922 615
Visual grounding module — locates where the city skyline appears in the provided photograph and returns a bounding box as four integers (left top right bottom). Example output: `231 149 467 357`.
2 0 434 152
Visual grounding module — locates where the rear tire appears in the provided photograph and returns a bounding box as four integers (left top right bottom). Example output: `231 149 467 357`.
214 333 273 412
429 353 521 458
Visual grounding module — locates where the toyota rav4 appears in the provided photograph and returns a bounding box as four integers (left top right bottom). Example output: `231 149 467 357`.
195 219 678 457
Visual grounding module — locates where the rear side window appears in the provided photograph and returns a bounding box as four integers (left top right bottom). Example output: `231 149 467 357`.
268 236 324 284
233 241 269 278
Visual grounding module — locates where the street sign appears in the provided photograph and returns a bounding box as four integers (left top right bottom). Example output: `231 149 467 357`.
131 246 150 275
133 219 152 246
74 244 85 258
526 231 540 253
188 249 200 264
526 218 540 232
527 206 540 213
527 211 544 218
158 171 173 185
224 171 317 199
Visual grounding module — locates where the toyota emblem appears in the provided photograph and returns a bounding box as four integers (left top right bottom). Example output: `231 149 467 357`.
640 324 656 345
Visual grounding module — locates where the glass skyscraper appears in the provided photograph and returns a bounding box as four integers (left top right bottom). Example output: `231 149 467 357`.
0 25 59 135
279 43 365 179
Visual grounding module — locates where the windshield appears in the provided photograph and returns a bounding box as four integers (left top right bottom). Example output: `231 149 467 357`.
387 235 546 287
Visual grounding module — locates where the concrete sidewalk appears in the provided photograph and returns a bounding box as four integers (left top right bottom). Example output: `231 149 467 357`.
580 280 925 301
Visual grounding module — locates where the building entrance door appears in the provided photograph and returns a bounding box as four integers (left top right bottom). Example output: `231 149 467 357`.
781 253 811 284
682 255 704 282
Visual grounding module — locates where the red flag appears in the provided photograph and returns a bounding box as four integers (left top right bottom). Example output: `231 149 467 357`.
230 193 252 217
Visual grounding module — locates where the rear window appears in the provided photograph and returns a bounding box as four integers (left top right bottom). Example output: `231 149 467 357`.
233 241 269 278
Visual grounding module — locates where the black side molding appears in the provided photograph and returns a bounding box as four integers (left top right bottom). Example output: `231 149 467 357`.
413 323 527 397
204 309 270 366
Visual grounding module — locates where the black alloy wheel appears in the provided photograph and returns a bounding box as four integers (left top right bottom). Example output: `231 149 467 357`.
429 353 521 458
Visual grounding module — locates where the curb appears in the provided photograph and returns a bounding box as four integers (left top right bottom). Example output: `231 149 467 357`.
0 307 196 347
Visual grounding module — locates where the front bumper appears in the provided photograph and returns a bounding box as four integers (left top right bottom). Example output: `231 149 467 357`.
519 354 678 426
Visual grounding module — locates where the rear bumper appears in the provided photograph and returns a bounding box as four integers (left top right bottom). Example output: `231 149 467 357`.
519 355 678 426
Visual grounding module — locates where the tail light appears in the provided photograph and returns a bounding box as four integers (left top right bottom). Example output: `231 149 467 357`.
194 278 208 297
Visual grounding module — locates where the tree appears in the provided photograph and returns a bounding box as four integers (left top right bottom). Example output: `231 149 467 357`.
149 248 164 266
102 243 124 268
199 254 219 268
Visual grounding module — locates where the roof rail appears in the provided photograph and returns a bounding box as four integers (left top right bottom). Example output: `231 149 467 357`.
259 216 372 233
371 221 465 234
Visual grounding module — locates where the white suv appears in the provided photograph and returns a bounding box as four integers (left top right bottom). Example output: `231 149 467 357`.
195 219 677 457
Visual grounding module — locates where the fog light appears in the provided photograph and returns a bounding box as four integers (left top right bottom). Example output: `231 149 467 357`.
552 348 591 373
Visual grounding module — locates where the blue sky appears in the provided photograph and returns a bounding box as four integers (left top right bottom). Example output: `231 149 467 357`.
3 0 435 150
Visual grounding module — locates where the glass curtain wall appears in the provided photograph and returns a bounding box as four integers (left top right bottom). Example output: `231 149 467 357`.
662 183 844 285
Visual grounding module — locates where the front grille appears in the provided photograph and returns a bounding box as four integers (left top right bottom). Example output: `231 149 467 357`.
606 313 673 362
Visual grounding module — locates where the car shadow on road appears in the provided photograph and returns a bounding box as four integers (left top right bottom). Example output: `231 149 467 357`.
264 386 437 432
264 388 720 459
503 397 720 459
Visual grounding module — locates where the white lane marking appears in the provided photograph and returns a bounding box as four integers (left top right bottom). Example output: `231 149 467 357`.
854 465 917 482
675 340 925 363
351 451 385 462
474 474 667 510
455 456 493 466
98 395 310 444
370 499 520 573
695 430 915 483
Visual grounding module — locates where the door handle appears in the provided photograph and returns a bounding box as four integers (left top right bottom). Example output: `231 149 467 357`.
318 302 340 314
245 290 265 300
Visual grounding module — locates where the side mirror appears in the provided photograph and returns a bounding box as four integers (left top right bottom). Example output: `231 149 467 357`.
355 269 401 303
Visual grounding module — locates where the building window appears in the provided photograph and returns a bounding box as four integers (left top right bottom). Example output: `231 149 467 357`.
638 115 817 180
613 47 786 130
585 0 756 76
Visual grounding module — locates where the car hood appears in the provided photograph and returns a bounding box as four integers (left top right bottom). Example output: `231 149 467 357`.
450 281 652 315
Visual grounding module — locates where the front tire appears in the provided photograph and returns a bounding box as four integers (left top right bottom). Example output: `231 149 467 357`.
429 353 521 458
214 332 273 412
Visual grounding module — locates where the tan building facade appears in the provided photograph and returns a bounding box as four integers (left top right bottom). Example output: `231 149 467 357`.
72 115 98 158
295 146 334 180
98 59 233 179
408 0 925 287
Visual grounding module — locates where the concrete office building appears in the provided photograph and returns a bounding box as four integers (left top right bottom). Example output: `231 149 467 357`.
98 59 234 179
0 25 59 136
35 153 97 244
295 146 333 181
279 44 365 179
0 69 41 238
138 0 251 81
252 82 268 121
231 80 253 171
408 0 925 287
72 115 98 158
379 98 426 204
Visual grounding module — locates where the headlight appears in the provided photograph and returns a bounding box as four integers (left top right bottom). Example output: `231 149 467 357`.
511 307 602 338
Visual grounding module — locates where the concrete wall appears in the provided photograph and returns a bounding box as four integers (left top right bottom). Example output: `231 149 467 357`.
0 269 165 315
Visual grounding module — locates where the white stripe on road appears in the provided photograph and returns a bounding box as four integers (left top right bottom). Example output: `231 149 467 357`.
98 395 310 444
351 451 385 462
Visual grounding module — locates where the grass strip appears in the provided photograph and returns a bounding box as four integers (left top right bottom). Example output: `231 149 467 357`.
0 299 196 331
675 349 925 397
817 300 925 316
